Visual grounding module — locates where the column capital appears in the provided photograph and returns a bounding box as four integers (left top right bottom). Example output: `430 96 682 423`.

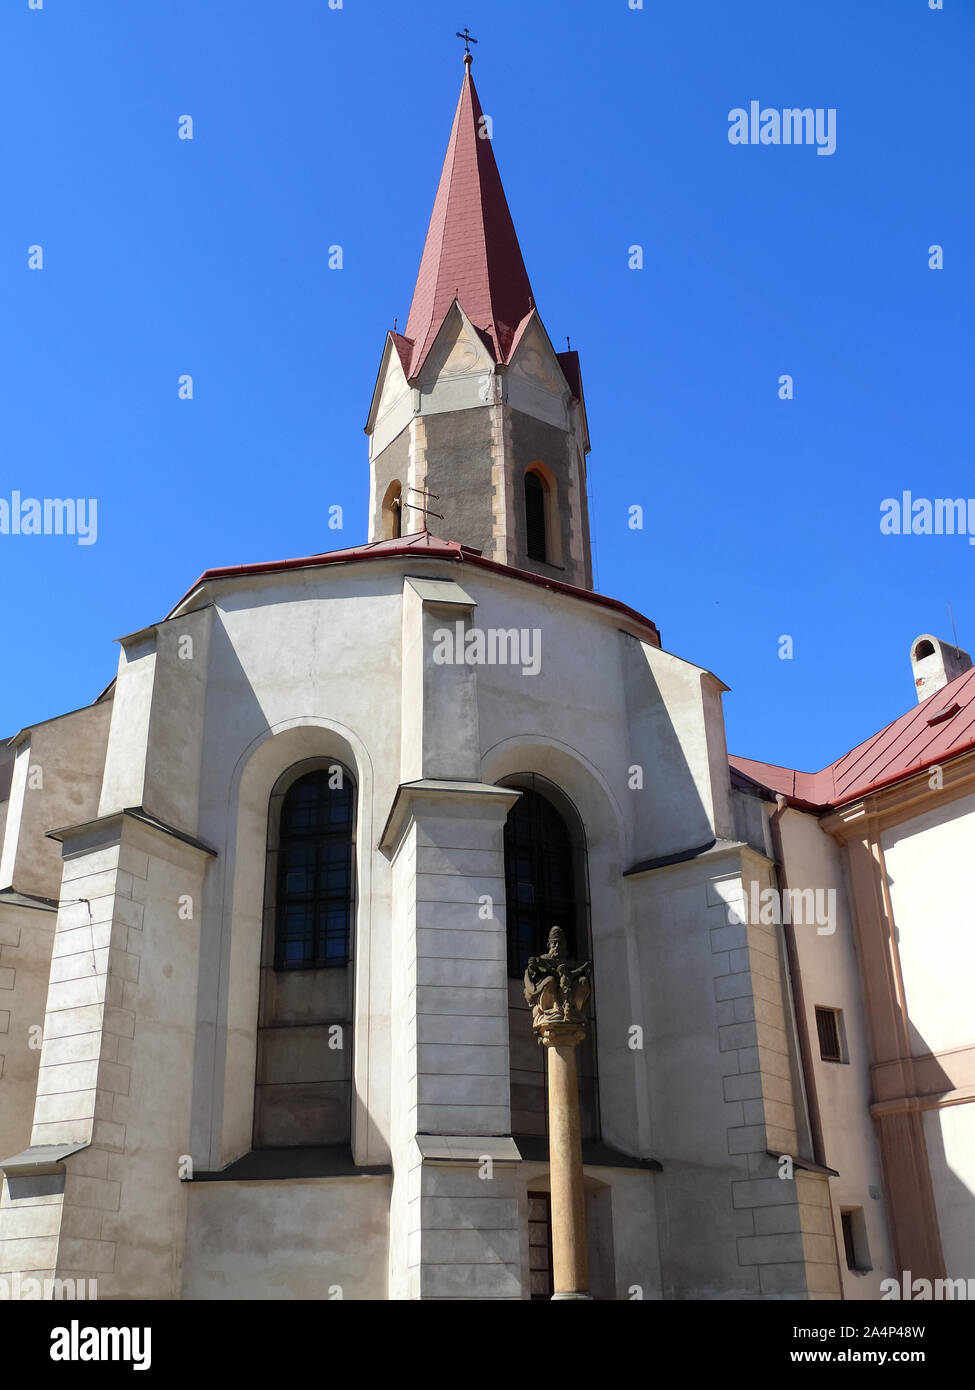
537 1022 586 1050
379 779 521 858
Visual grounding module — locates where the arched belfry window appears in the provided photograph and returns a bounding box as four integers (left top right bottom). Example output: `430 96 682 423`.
275 766 355 970
525 470 547 562
504 785 580 978
382 481 403 540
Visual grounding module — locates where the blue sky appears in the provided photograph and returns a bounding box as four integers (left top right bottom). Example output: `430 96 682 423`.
1 0 972 772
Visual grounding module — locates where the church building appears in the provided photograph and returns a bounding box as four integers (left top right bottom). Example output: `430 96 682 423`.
0 55 971 1301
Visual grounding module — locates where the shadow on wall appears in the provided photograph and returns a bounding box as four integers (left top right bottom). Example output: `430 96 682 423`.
0 743 14 801
0 742 14 853
189 610 274 1167
919 1092 975 1282
619 633 716 863
188 598 385 1172
879 846 975 1284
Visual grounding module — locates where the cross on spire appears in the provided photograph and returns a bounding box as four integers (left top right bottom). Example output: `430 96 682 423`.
455 27 477 59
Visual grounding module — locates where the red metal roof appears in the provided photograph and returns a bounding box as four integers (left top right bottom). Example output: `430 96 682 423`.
730 664 975 811
556 349 583 401
165 530 662 645
403 60 535 378
389 331 413 377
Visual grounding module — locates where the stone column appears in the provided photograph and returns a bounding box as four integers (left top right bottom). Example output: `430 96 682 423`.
525 926 593 1300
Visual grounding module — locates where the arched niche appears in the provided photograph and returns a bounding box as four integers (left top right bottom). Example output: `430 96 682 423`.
207 719 380 1170
382 481 403 540
482 736 648 1159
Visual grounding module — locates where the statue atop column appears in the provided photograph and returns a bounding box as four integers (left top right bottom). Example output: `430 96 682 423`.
524 925 592 1039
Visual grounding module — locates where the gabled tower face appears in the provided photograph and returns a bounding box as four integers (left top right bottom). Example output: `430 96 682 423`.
365 56 593 589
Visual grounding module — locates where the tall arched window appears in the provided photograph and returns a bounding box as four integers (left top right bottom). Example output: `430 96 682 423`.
275 766 354 969
502 778 598 1139
524 470 547 562
504 787 579 977
256 759 356 1148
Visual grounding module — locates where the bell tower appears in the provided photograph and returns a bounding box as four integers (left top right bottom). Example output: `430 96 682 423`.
365 52 593 589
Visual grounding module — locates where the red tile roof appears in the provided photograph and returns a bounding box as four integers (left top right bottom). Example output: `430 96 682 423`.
403 62 535 378
730 664 975 811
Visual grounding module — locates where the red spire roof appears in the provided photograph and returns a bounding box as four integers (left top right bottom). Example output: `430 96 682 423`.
403 59 535 378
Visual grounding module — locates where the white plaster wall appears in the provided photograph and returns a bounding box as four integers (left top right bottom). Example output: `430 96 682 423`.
99 640 156 816
1 702 111 902
881 791 975 1056
779 808 896 1297
628 852 769 1299
924 1102 975 1280
0 903 56 1161
156 554 741 1297
369 348 412 461
0 816 210 1298
181 1176 390 1299
180 533 705 911
506 318 574 432
98 822 210 1299
387 826 417 1300
188 571 402 1172
471 576 726 869
0 745 30 892
517 1162 661 1300
187 557 727 1181
0 742 15 852
142 608 213 836
642 647 730 854
414 305 496 418
505 373 570 431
